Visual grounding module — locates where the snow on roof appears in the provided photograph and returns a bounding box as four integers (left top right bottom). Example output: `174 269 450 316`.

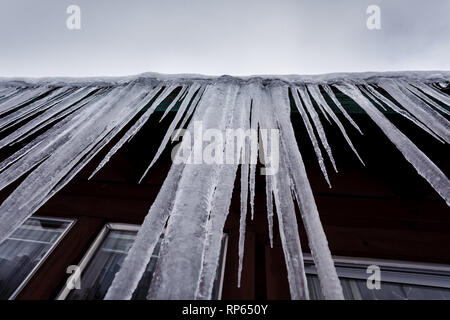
1 70 449 87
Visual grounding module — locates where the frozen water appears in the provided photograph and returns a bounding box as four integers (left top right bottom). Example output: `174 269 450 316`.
0 71 448 300
291 87 332 187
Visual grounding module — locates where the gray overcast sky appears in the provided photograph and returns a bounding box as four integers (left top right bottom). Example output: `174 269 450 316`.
0 0 449 77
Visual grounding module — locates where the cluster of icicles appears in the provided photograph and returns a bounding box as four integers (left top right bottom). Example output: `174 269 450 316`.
0 73 449 300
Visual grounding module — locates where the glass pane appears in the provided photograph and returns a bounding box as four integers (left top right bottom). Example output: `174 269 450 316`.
0 217 72 299
66 228 226 300
307 274 450 300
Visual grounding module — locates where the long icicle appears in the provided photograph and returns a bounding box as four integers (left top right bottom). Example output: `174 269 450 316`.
272 83 344 299
336 83 450 206
87 85 164 179
249 98 257 221
195 83 248 299
379 80 450 143
0 86 52 115
0 87 120 192
297 86 338 172
138 83 203 183
237 127 250 288
411 82 450 110
307 84 365 165
291 87 332 187
362 85 444 143
402 81 450 116
159 85 188 122
0 87 99 149
322 85 363 134
267 83 311 299
257 84 275 248
0 84 145 243
49 86 163 194
147 82 240 299
0 87 73 131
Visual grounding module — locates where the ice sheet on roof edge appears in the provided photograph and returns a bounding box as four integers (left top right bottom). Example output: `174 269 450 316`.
1 70 450 87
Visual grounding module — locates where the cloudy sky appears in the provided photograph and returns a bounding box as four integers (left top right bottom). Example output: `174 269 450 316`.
0 0 449 77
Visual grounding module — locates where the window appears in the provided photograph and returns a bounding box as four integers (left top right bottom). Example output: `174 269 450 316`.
58 223 228 300
304 255 450 300
0 216 74 300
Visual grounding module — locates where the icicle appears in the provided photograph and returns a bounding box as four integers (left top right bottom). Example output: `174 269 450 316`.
146 82 240 299
264 84 311 299
291 87 332 187
177 84 190 102
0 89 25 106
146 84 178 113
0 87 28 107
271 148 309 300
403 81 450 116
0 87 22 101
238 148 249 288
195 83 249 300
0 87 14 97
138 83 203 183
0 87 72 131
123 85 178 142
362 85 444 143
0 87 98 149
235 85 254 288
0 84 143 243
335 83 450 206
297 86 338 173
256 87 275 247
303 86 332 124
411 82 450 110
249 99 257 221
265 176 274 248
171 85 206 141
271 84 344 300
159 86 188 122
105 163 185 299
0 87 32 110
195 161 237 299
87 85 164 179
50 86 161 191
0 88 117 191
322 85 363 134
0 138 44 173
0 86 52 116
13 88 107 147
378 81 450 143
307 85 365 165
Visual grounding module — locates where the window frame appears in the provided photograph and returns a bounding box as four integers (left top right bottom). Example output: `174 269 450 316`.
303 253 450 290
3 215 75 300
57 223 229 300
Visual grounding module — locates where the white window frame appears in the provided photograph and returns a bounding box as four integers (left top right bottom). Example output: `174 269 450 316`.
3 216 75 300
57 223 229 300
303 253 450 289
